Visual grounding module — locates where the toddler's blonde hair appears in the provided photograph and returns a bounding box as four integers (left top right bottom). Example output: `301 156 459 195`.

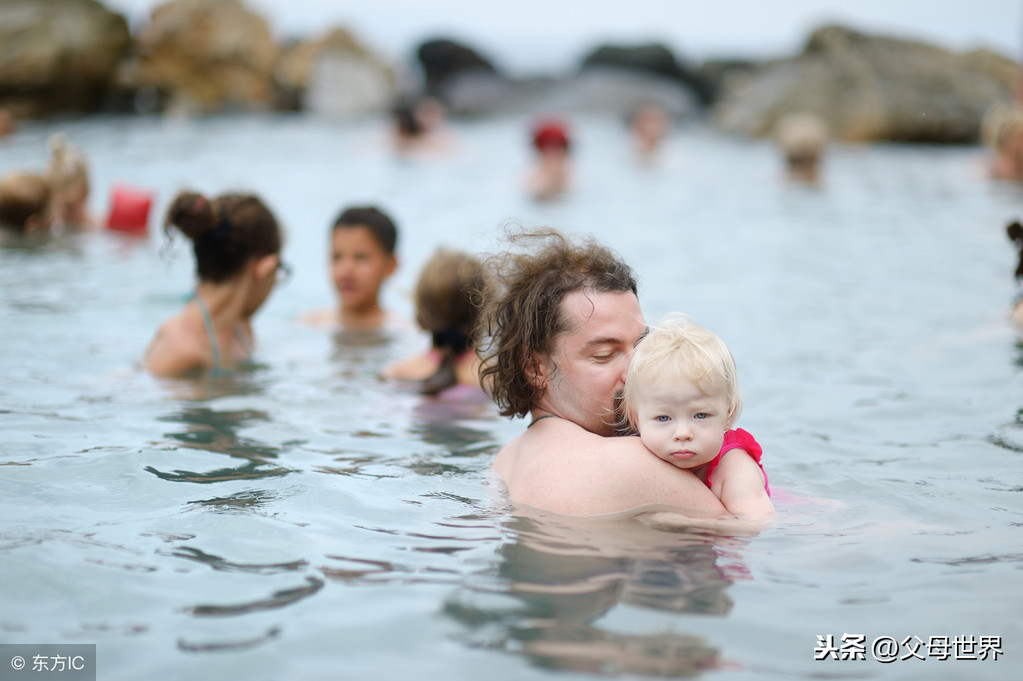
620 314 742 432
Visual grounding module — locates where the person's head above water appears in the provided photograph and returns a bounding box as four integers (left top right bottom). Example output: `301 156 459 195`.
145 190 284 377
619 315 742 436
0 171 53 237
332 206 397 254
329 205 399 328
413 247 488 394
167 191 283 284
478 227 641 434
415 247 486 351
46 133 91 227
531 119 571 154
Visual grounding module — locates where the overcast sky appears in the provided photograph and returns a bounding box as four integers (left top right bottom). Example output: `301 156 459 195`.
104 0 1022 74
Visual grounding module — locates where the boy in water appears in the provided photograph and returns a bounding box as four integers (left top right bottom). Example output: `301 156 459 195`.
307 206 399 330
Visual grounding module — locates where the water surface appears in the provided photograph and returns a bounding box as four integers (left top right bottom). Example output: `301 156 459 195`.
1 112 1021 680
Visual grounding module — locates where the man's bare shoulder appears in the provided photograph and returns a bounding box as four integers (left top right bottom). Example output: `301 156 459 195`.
495 420 725 516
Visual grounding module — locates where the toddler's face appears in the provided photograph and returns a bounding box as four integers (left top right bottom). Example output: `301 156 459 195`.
633 377 731 470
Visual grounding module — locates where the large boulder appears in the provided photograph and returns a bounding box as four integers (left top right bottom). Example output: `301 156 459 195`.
416 38 499 100
276 27 396 116
580 43 713 106
433 68 700 119
714 24 1019 143
529 67 699 119
0 0 131 117
129 0 278 113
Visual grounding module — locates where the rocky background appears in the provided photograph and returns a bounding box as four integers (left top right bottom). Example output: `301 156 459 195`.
1 0 1019 143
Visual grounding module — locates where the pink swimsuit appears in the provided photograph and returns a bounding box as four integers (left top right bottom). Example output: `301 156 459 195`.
704 428 770 497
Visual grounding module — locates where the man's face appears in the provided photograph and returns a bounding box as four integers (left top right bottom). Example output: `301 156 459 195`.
536 290 646 436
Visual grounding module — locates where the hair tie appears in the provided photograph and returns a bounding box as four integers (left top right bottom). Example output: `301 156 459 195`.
199 210 232 244
432 327 470 355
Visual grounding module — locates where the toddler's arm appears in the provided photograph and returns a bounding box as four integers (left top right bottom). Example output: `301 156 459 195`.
710 449 775 519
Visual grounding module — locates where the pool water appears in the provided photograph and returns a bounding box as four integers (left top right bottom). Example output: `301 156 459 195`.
1 112 1022 680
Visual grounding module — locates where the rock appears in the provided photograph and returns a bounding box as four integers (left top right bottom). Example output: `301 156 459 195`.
695 58 759 104
276 27 396 116
0 0 131 117
430 70 527 117
130 0 278 113
416 38 499 99
528 68 699 119
714 24 1020 144
437 68 700 120
580 43 713 106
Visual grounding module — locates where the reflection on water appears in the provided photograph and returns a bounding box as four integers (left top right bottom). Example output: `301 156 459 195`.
146 406 296 483
151 368 273 402
410 390 496 451
185 576 324 617
167 546 308 574
330 327 396 386
445 514 746 676
160 407 280 459
177 627 281 653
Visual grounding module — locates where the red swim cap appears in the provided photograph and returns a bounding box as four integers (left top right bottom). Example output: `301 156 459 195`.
532 120 570 152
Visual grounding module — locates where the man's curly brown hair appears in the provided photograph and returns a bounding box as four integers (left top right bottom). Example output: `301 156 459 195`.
476 226 638 419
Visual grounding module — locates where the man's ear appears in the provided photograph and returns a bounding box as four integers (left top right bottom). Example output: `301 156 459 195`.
525 352 550 390
384 255 398 278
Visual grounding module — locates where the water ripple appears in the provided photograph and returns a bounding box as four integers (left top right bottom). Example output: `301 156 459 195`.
144 464 296 483
185 577 324 617
178 627 281 653
167 546 309 574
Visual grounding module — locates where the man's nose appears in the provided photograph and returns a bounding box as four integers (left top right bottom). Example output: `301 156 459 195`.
615 354 630 386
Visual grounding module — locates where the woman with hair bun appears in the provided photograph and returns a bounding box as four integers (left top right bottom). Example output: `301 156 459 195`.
144 190 286 377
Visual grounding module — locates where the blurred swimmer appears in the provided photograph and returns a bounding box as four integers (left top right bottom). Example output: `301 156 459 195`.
46 134 96 230
526 118 572 201
144 191 286 376
382 247 488 395
0 171 53 242
306 205 399 331
774 113 828 184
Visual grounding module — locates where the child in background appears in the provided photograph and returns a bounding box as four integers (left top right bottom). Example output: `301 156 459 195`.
307 205 399 331
382 247 487 395
619 315 774 519
526 119 572 202
46 134 95 230
0 171 53 240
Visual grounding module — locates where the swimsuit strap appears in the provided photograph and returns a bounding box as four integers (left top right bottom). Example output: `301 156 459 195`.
193 295 222 372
